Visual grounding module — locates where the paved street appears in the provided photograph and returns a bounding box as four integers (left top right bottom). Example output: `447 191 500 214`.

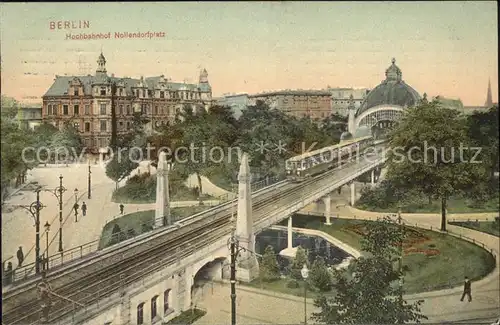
1 162 227 269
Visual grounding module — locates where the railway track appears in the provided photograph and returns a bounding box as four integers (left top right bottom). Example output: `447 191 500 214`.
3 149 385 324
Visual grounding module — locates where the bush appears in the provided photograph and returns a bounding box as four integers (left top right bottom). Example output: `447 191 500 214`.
287 279 300 288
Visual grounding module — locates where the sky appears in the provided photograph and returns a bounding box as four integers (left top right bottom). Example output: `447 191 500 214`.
1 1 498 106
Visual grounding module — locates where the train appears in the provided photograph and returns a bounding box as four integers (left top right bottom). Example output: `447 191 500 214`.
285 136 377 182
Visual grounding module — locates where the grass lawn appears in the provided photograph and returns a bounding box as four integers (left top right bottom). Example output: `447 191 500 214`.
98 206 210 249
356 194 499 214
206 171 234 192
112 183 214 204
449 221 500 237
263 214 496 295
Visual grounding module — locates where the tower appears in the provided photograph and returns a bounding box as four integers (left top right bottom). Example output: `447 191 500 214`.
96 52 107 74
347 94 356 134
154 151 171 228
485 79 493 107
199 68 208 84
235 153 259 281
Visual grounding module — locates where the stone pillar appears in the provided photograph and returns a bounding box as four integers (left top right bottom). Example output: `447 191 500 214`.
118 292 131 325
323 195 331 225
370 169 375 187
287 216 293 249
350 182 355 206
155 151 171 228
235 153 259 282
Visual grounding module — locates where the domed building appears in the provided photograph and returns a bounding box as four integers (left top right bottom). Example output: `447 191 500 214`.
347 58 421 138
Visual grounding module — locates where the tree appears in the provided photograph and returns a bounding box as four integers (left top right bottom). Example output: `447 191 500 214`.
50 122 84 162
310 256 332 292
259 245 280 282
288 246 309 280
386 100 482 231
32 123 58 163
312 217 427 324
106 148 139 189
1 95 19 120
466 106 499 188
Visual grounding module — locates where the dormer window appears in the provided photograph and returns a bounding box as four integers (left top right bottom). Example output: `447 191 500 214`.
74 88 79 96
100 87 106 96
160 91 164 99
141 89 145 98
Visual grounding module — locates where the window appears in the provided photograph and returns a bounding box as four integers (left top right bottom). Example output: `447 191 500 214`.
73 105 79 115
100 120 107 132
119 105 123 115
154 106 158 115
127 121 131 128
160 91 164 98
46 105 52 115
126 105 131 115
141 89 145 98
100 104 106 115
74 88 79 96
151 296 158 320
137 303 144 325
63 105 68 115
163 290 170 313
100 87 106 96
85 122 90 132
119 121 123 128
148 90 152 97
119 88 123 96
74 122 80 131
85 105 90 115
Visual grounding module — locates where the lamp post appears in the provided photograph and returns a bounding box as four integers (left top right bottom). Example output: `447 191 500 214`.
301 264 309 325
74 188 79 222
88 162 92 199
7 188 44 274
44 221 50 271
56 175 65 253
397 204 404 315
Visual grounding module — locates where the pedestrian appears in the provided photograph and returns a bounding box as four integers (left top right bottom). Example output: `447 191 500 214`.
16 246 24 267
6 262 13 285
460 276 472 302
81 202 87 217
73 202 79 215
119 204 124 215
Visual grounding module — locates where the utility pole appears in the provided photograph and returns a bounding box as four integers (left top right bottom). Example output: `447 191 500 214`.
229 186 237 325
35 189 41 274
397 205 404 321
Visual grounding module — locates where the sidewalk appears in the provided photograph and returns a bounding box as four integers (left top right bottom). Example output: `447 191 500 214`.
298 202 500 323
1 162 229 269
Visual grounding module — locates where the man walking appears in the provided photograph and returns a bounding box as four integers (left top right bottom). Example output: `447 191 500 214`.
16 246 24 267
81 202 87 217
460 276 472 302
119 203 124 215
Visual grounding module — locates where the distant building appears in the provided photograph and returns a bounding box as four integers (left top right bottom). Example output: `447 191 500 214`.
346 58 421 139
248 90 331 120
42 52 213 153
15 106 42 130
433 96 464 111
326 87 370 116
216 93 249 119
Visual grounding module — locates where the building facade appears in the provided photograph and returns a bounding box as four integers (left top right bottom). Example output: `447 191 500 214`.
42 53 213 153
346 58 421 139
15 106 42 130
248 90 332 119
215 93 249 119
327 87 370 116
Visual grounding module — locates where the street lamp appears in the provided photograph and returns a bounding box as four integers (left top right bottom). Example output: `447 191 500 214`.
74 188 79 222
301 264 309 325
6 188 44 274
88 161 92 199
44 221 50 271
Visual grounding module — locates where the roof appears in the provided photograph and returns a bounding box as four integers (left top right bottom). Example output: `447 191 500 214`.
287 135 372 162
355 58 420 117
43 74 210 97
249 90 331 98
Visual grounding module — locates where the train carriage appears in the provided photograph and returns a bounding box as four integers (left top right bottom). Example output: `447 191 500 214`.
285 136 375 182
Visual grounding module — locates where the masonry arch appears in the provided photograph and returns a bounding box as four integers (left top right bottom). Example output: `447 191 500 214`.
191 257 228 305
